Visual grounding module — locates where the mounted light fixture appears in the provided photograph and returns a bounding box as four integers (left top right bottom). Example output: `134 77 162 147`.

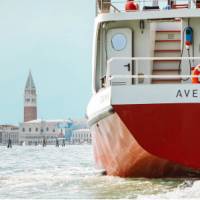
139 20 145 34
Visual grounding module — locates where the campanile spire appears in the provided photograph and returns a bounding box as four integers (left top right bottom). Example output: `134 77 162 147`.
24 71 37 122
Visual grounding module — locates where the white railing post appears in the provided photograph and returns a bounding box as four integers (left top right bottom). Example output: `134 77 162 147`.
135 60 139 84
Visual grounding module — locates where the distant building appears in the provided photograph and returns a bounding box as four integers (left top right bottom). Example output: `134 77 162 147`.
0 125 19 145
19 70 91 145
24 71 37 122
19 119 71 145
63 118 90 142
71 129 91 144
70 118 88 129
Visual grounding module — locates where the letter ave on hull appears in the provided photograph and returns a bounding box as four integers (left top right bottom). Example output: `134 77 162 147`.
176 89 199 98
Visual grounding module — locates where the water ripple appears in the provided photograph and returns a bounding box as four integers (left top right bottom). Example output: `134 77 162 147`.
0 146 198 199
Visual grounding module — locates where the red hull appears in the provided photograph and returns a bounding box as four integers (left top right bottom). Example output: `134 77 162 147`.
114 103 200 170
91 111 200 178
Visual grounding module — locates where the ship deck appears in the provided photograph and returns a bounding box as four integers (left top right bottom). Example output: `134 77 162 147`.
97 8 200 22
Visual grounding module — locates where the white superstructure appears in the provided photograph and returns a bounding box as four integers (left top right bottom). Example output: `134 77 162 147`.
87 0 200 124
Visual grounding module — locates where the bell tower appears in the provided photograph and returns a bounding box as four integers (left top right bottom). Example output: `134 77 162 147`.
24 71 37 122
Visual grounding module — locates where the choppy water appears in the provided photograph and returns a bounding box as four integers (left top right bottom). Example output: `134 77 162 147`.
0 145 199 199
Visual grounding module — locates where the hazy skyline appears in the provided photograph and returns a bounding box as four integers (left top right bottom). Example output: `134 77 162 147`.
0 0 95 124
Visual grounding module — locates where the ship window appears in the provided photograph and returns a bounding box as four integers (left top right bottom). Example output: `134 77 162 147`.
111 33 127 51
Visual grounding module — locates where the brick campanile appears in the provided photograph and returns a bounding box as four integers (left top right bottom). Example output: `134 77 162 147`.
24 71 37 122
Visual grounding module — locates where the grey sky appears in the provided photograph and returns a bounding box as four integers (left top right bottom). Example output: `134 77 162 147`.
0 0 95 124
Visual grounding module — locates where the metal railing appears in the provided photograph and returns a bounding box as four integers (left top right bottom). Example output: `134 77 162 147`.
96 0 196 14
106 57 200 86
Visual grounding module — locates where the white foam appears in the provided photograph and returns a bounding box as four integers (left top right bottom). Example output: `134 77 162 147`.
137 180 200 200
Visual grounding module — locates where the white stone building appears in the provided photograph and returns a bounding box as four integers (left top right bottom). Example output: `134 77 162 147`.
19 119 69 145
0 125 19 145
71 129 91 144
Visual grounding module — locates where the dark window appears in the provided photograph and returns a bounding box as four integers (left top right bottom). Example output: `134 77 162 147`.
22 128 25 132
46 127 49 132
29 128 31 132
41 129 44 133
186 29 191 34
35 128 38 132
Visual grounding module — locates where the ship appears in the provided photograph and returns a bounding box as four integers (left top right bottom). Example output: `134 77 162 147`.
87 0 200 178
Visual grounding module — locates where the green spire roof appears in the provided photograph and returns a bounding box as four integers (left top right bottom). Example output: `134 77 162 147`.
25 71 36 90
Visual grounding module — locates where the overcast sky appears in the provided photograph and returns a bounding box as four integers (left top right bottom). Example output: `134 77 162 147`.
0 0 95 124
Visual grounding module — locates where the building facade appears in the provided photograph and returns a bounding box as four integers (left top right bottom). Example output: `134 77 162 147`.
24 71 37 122
19 119 70 145
71 129 91 144
0 125 19 145
19 71 91 146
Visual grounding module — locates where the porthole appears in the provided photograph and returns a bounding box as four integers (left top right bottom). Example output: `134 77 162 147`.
111 33 127 51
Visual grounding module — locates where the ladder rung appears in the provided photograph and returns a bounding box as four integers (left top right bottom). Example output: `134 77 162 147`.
154 49 181 52
153 69 180 72
154 59 181 62
156 30 181 33
155 40 181 43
